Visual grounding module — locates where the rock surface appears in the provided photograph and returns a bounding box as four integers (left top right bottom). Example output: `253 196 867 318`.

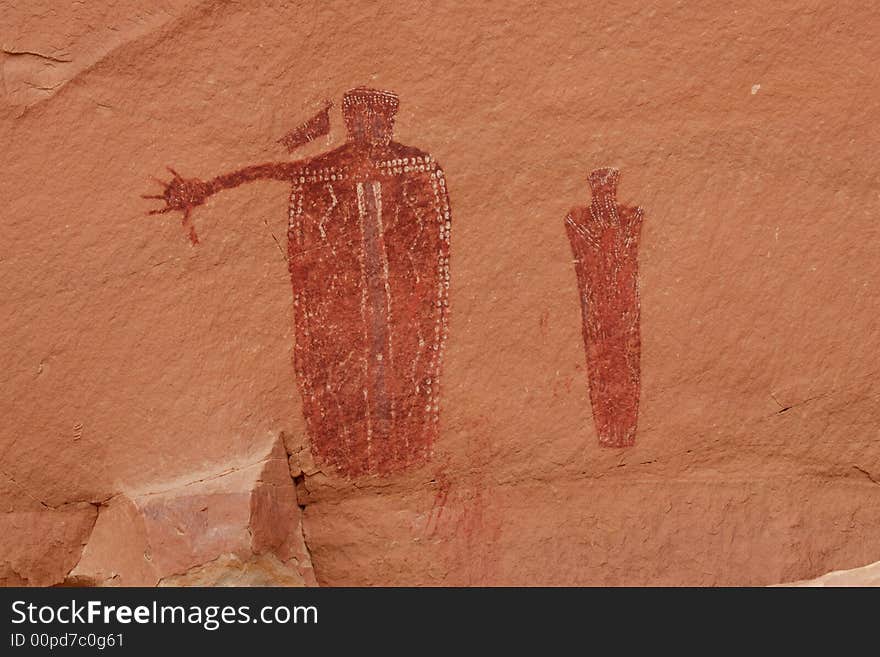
1 2 878 586
0 499 96 587
68 435 314 586
784 560 880 587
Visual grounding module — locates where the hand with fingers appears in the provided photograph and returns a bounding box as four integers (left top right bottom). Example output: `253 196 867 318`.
143 167 210 245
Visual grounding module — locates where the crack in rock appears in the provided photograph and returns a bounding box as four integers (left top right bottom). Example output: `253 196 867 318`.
1 48 72 63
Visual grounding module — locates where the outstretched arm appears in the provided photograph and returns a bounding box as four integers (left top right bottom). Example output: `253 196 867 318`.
202 161 304 194
143 161 304 244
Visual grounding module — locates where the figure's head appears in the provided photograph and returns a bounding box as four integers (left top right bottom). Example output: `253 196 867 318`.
588 167 620 198
342 87 399 147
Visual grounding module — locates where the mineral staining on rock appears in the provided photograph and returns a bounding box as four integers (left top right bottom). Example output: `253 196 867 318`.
565 167 644 447
147 87 452 478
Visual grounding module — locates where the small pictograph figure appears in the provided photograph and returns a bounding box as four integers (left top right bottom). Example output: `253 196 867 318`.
564 167 644 448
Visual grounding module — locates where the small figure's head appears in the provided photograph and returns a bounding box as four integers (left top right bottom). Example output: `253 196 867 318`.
588 167 620 199
342 87 399 147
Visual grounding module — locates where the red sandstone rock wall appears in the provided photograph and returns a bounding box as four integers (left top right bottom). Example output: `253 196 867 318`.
2 1 878 586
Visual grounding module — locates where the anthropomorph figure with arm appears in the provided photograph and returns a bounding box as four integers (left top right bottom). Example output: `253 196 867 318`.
146 87 452 478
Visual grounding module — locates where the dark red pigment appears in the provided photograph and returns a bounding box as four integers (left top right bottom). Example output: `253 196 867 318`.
278 101 332 153
564 168 643 447
146 87 452 477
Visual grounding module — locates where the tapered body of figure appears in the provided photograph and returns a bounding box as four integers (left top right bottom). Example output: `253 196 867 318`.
564 167 643 447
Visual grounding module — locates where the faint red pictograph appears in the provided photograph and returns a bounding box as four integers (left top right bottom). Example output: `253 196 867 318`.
146 87 452 477
564 167 644 447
